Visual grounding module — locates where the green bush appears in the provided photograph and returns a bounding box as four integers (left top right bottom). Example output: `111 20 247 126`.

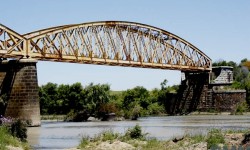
131 104 142 120
78 135 90 149
125 124 146 140
101 130 120 141
10 119 27 142
206 129 225 149
78 124 148 148
235 102 248 115
64 110 89 122
142 138 165 149
0 126 29 149
147 103 165 115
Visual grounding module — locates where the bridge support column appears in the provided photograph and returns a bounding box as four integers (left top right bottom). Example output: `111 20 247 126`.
167 72 210 115
0 59 40 126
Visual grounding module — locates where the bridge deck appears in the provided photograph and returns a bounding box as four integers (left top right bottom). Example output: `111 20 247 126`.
0 21 211 71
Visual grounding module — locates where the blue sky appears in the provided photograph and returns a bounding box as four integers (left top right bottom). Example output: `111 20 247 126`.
1 0 250 90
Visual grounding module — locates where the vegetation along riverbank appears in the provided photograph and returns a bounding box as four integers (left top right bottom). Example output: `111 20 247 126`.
70 124 250 150
0 59 248 122
2 122 250 150
0 58 249 149
36 59 250 122
0 117 30 150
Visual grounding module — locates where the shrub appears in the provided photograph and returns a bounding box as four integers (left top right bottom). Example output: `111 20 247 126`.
207 129 225 149
131 105 142 120
147 103 165 115
0 120 29 149
125 124 146 140
78 135 90 149
124 110 132 119
0 117 28 142
191 134 206 144
101 130 120 141
10 119 27 142
142 138 165 149
64 110 89 122
181 132 206 144
78 124 148 149
97 102 118 119
235 102 248 115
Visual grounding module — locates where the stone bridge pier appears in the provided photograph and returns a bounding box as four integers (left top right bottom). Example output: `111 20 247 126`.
166 71 210 115
166 67 246 115
0 59 40 126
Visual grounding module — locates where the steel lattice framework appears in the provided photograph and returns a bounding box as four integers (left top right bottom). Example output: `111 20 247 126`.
0 21 211 71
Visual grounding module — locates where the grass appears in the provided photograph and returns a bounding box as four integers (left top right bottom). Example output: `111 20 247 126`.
206 129 225 149
101 130 120 141
77 126 207 150
0 126 30 150
184 133 206 145
78 135 90 149
92 129 120 142
78 125 147 149
141 138 166 150
78 126 250 150
225 129 249 134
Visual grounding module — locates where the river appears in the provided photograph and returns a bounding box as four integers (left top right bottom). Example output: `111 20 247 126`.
27 115 250 150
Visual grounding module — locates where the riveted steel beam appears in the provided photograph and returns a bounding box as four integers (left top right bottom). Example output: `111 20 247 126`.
0 21 212 71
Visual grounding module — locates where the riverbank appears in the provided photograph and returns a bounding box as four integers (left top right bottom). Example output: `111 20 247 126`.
0 126 29 150
190 111 250 115
71 127 250 150
28 115 250 149
41 112 250 122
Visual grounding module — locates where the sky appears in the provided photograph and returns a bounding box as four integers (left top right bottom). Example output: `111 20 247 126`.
1 0 250 90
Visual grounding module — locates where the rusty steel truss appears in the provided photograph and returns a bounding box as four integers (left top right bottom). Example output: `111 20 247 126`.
0 21 211 71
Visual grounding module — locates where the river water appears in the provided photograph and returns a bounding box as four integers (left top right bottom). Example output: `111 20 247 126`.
27 115 250 150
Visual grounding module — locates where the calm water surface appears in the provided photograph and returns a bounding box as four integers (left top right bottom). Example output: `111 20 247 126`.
27 115 250 150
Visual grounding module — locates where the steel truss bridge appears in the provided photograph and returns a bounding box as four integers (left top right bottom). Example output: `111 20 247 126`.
0 21 211 71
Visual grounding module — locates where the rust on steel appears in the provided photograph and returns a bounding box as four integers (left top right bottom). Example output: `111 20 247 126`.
0 21 212 71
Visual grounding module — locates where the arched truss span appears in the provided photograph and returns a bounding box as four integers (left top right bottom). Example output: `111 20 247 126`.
0 24 26 57
0 21 212 71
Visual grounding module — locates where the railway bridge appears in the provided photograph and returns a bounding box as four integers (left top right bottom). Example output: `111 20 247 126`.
0 21 222 126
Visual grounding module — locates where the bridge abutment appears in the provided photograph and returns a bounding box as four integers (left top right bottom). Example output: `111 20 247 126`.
166 68 246 115
166 72 210 115
0 59 40 126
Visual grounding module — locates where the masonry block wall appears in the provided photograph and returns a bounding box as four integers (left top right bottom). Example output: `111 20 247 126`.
167 72 210 115
211 66 233 85
166 71 246 115
211 90 246 112
0 59 40 126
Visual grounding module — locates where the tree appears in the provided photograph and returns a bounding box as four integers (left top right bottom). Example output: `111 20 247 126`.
39 82 58 114
241 60 250 106
216 59 250 108
159 79 171 108
56 84 70 114
243 61 250 70
122 86 150 110
68 82 84 111
83 83 111 119
122 86 150 119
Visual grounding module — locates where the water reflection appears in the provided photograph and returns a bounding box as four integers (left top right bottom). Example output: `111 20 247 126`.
27 115 250 150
